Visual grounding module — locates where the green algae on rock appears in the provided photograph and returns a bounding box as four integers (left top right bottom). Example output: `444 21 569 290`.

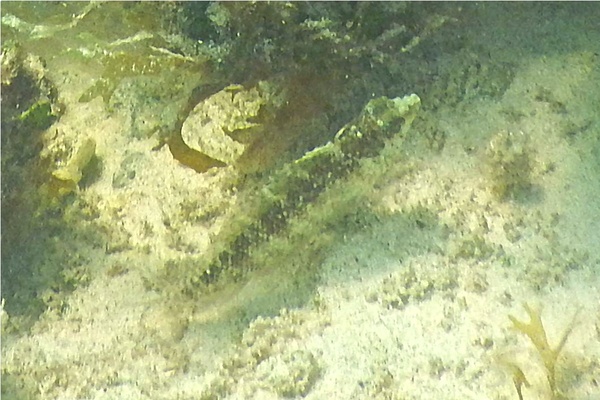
78 49 204 104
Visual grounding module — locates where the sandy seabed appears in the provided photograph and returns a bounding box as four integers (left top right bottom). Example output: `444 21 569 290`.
2 3 600 400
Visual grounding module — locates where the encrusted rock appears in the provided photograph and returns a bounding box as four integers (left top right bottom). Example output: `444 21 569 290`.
180 85 267 164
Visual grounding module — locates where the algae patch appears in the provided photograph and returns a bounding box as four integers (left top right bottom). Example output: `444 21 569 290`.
486 131 536 201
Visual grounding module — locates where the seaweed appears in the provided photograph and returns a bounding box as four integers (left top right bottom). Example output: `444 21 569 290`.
508 303 578 399
504 360 530 400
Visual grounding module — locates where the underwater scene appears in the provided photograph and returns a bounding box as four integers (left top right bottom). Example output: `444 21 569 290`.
1 2 599 399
